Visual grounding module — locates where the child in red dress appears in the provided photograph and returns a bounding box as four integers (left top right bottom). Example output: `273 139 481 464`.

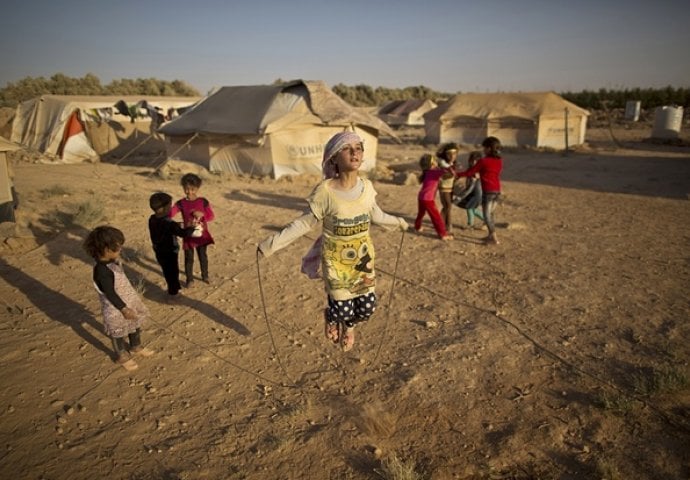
169 173 215 286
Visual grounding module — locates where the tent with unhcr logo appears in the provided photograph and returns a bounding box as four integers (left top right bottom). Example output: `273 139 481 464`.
158 80 395 178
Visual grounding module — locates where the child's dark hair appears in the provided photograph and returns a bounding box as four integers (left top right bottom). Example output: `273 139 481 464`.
436 142 459 160
468 150 482 165
181 173 202 188
481 136 502 158
83 226 125 260
419 153 434 182
149 192 172 212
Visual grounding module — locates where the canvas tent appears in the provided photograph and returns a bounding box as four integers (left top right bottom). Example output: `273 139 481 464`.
158 80 395 178
378 99 437 127
11 95 200 163
0 136 20 223
424 92 589 149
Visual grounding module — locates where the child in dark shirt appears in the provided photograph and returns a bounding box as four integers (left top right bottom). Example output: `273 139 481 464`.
83 226 153 371
148 192 195 299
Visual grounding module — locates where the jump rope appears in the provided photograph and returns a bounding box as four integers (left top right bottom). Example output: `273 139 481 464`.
33 224 689 435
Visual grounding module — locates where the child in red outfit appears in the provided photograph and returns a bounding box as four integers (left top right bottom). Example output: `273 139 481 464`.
455 137 503 244
414 154 453 241
169 173 215 286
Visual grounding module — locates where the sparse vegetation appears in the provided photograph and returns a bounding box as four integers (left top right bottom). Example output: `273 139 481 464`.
595 392 634 415
39 184 71 199
595 457 623 480
71 200 105 227
632 367 688 396
375 454 425 480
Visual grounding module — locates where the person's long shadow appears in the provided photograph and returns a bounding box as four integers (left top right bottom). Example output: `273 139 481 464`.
125 265 251 337
0 258 112 356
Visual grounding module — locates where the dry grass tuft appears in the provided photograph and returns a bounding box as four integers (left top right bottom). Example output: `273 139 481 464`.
375 454 424 480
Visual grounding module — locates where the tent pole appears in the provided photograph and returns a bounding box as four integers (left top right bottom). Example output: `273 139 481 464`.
564 107 569 156
155 132 200 172
114 135 153 165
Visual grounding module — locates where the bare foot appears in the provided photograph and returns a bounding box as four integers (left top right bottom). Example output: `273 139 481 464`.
341 327 355 352
116 356 138 371
441 235 454 241
324 309 339 343
131 347 155 357
483 235 499 245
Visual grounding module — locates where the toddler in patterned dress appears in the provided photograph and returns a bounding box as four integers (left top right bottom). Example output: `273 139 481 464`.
83 226 153 371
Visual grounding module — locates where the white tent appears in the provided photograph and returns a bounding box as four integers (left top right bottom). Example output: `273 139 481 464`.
424 92 589 148
158 80 395 178
0 136 20 223
11 95 200 162
378 99 437 126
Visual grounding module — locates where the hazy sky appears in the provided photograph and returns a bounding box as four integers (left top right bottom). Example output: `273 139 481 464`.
2 0 689 95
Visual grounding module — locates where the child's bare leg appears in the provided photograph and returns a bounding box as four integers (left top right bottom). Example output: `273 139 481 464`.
323 308 339 343
112 336 138 370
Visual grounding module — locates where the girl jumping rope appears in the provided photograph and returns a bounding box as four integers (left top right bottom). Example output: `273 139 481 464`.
258 132 408 352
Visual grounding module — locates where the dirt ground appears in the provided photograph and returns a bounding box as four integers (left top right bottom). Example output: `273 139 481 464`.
0 124 689 480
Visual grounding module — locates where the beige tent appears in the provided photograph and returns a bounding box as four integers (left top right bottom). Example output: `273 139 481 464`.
0 136 20 223
378 99 437 127
424 92 589 148
11 95 200 162
158 80 395 178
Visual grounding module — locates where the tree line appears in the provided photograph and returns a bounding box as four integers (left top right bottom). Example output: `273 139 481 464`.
1 73 687 111
0 73 200 108
561 86 689 110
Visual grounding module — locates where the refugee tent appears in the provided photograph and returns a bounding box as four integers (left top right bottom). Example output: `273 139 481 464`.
11 95 200 163
158 80 395 178
378 99 437 127
0 136 20 223
424 92 589 148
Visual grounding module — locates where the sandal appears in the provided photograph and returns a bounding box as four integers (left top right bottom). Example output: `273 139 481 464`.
324 309 339 344
341 327 355 352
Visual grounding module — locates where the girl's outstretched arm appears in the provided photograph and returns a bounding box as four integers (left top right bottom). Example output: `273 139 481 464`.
258 211 319 257
371 203 408 231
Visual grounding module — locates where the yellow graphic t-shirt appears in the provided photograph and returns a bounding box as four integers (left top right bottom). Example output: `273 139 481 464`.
308 179 377 301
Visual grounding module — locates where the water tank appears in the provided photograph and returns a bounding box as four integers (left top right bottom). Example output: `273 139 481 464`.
652 106 683 139
624 100 640 121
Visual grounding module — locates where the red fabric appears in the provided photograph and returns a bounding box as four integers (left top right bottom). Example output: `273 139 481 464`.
57 110 85 158
418 167 450 201
415 199 448 238
169 197 215 249
457 156 502 193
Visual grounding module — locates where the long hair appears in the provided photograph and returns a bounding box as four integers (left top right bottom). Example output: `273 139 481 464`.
418 153 434 182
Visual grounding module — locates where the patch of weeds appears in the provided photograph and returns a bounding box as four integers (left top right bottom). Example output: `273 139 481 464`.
375 454 425 480
595 457 622 480
632 367 688 397
595 392 633 415
131 276 146 296
39 184 71 199
72 201 104 227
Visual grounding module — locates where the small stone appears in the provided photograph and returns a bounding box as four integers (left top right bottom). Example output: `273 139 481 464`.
7 405 15 413
55 427 63 434
373 447 383 458
65 407 75 416
425 320 438 329
57 417 67 424
77 404 86 413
